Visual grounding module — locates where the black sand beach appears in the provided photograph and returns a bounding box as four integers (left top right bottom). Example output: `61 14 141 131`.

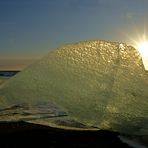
0 122 131 148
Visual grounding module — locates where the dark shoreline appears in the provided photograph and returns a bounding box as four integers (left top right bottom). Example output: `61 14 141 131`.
0 122 131 148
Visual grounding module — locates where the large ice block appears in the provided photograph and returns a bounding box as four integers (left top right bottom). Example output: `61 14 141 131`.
0 40 148 135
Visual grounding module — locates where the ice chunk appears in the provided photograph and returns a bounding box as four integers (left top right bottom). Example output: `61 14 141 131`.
0 40 148 135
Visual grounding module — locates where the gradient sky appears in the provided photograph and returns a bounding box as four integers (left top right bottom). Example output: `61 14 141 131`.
0 0 148 59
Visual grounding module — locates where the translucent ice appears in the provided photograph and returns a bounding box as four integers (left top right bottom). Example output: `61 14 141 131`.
0 40 148 135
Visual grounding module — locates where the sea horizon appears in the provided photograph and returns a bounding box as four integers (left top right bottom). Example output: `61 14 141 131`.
0 59 39 71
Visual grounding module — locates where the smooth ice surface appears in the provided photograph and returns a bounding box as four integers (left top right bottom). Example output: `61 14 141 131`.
0 40 148 135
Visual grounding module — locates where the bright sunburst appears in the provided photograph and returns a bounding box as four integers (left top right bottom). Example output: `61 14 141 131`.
121 23 148 69
135 40 148 70
128 34 148 70
137 41 148 57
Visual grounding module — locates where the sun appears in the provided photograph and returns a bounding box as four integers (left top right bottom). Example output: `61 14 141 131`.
137 41 148 57
135 40 148 70
123 31 148 69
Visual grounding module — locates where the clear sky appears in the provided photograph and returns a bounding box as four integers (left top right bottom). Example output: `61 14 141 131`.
0 0 148 59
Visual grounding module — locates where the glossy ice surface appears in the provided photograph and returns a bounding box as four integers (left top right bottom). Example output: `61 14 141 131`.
0 40 148 135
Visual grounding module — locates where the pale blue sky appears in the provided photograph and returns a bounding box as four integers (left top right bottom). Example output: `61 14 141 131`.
0 0 148 59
